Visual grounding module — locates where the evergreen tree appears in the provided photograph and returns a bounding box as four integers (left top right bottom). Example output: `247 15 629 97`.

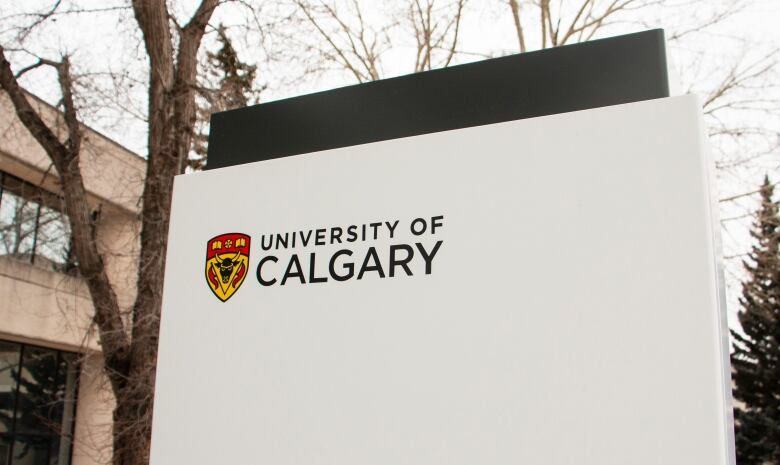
191 25 258 170
732 175 780 464
206 25 257 110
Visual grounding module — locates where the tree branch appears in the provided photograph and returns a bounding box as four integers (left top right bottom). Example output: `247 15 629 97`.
0 45 130 393
507 0 527 53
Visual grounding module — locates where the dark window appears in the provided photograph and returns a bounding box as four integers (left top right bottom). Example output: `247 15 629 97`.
0 172 75 274
0 341 78 465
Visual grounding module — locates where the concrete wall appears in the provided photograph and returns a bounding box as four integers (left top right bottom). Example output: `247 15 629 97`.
0 90 145 465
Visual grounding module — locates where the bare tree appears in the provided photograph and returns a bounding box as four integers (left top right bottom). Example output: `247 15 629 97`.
0 0 224 464
408 0 465 72
291 0 468 82
505 0 662 49
293 0 390 82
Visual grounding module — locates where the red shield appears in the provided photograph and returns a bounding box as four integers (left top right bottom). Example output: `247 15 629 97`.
205 233 251 302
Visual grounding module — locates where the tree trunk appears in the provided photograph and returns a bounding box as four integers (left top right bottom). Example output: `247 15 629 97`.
2 0 218 462
111 2 218 464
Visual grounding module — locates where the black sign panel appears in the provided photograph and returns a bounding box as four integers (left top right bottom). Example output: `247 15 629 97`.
206 29 669 170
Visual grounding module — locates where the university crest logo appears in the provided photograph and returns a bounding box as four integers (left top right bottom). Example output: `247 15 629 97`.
205 233 251 302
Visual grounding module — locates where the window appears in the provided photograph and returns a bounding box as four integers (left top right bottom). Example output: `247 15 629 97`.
0 172 75 273
0 341 79 465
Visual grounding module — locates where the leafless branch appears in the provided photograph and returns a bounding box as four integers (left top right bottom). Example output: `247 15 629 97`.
507 0 527 52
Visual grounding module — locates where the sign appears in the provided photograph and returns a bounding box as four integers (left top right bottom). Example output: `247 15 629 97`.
152 95 735 465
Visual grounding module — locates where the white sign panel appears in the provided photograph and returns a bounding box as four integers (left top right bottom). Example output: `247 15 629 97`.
151 95 734 465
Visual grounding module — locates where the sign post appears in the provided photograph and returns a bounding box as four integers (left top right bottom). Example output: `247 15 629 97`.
151 31 735 465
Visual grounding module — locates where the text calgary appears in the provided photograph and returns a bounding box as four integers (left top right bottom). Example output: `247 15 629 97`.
255 215 444 286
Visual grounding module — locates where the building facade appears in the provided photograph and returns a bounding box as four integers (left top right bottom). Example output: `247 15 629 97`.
0 91 144 465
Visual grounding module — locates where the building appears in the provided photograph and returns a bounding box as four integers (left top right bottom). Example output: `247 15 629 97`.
0 91 144 465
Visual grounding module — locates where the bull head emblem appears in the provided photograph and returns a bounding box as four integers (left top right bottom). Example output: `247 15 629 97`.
214 251 242 284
